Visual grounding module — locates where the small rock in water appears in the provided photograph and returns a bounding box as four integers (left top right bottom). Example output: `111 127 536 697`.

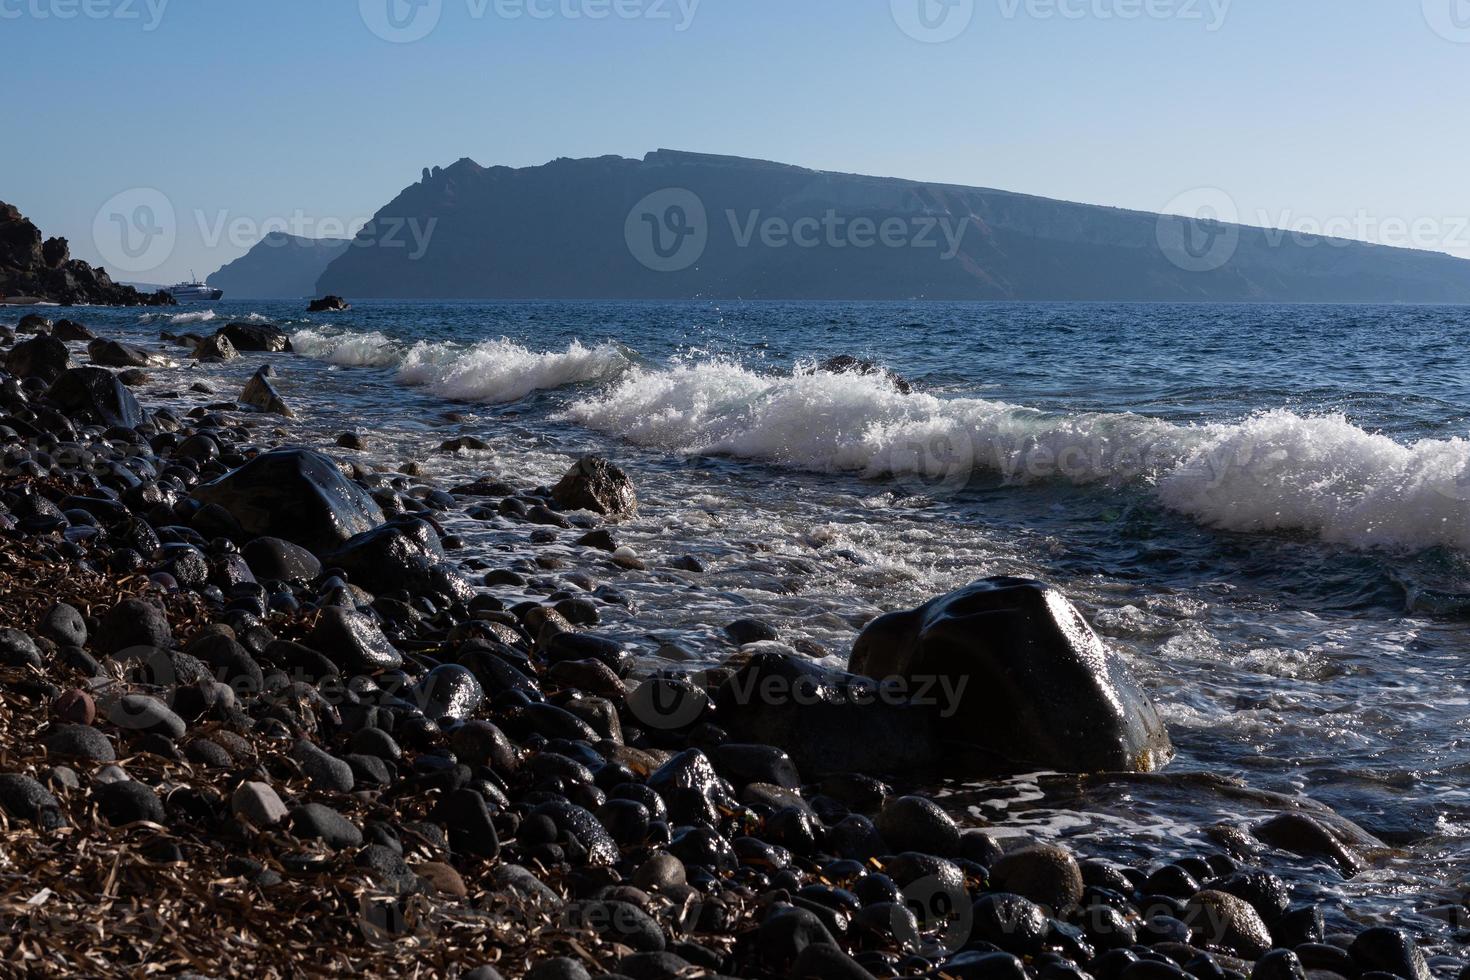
551 455 638 520
725 618 780 645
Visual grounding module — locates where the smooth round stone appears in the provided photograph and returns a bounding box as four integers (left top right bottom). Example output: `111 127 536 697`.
107 693 186 739
41 724 116 763
413 664 485 722
0 773 64 829
290 740 354 793
990 844 1085 913
875 795 961 857
290 803 363 849
94 779 165 826
231 781 289 827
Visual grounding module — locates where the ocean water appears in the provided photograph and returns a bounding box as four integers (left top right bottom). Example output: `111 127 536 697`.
96 300 1470 943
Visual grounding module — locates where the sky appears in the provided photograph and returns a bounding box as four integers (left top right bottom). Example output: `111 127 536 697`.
3 0 1469 284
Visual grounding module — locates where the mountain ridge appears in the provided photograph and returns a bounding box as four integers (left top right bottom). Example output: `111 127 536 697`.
313 150 1470 302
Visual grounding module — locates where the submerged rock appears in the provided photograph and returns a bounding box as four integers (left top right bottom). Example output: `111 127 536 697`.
192 447 384 552
849 577 1173 775
308 295 350 313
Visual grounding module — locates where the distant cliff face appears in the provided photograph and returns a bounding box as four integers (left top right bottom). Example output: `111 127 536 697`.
208 232 352 299
317 151 1470 302
0 201 173 306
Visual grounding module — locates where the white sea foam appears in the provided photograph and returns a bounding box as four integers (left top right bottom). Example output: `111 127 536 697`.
291 327 401 367
564 360 1470 552
291 328 632 403
139 309 218 325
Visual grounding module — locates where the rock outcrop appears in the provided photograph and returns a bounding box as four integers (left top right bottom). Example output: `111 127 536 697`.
307 295 350 312
0 201 174 306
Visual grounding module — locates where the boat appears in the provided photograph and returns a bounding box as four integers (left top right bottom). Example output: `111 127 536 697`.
165 274 223 303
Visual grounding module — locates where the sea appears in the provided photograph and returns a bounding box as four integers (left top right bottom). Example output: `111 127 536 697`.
78 299 1470 949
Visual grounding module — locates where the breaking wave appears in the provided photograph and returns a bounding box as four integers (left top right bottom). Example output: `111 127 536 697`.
291 328 632 404
563 361 1470 552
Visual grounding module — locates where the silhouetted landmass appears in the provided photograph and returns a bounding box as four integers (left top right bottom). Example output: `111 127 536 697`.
316 150 1470 302
209 232 352 299
0 201 173 306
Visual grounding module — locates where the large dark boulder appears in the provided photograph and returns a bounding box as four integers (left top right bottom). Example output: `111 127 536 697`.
88 339 156 368
47 367 143 428
5 334 69 382
218 322 291 353
320 517 473 601
192 448 384 553
550 455 638 520
849 577 1172 775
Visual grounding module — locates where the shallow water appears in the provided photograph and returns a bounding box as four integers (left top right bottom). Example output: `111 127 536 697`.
77 299 1470 948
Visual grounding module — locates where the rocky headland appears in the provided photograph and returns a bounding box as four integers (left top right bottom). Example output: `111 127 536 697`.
0 202 174 308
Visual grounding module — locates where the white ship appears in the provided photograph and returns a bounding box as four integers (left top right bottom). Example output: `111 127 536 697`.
165 274 223 303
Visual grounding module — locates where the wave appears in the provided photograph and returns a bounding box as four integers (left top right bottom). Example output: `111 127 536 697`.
139 309 218 325
291 328 632 403
563 361 1470 552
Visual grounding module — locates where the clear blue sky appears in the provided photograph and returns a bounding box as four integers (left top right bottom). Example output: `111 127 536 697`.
5 0 1468 283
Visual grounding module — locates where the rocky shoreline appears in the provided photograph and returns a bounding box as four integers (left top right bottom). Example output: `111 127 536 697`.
0 313 1464 979
0 202 174 308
